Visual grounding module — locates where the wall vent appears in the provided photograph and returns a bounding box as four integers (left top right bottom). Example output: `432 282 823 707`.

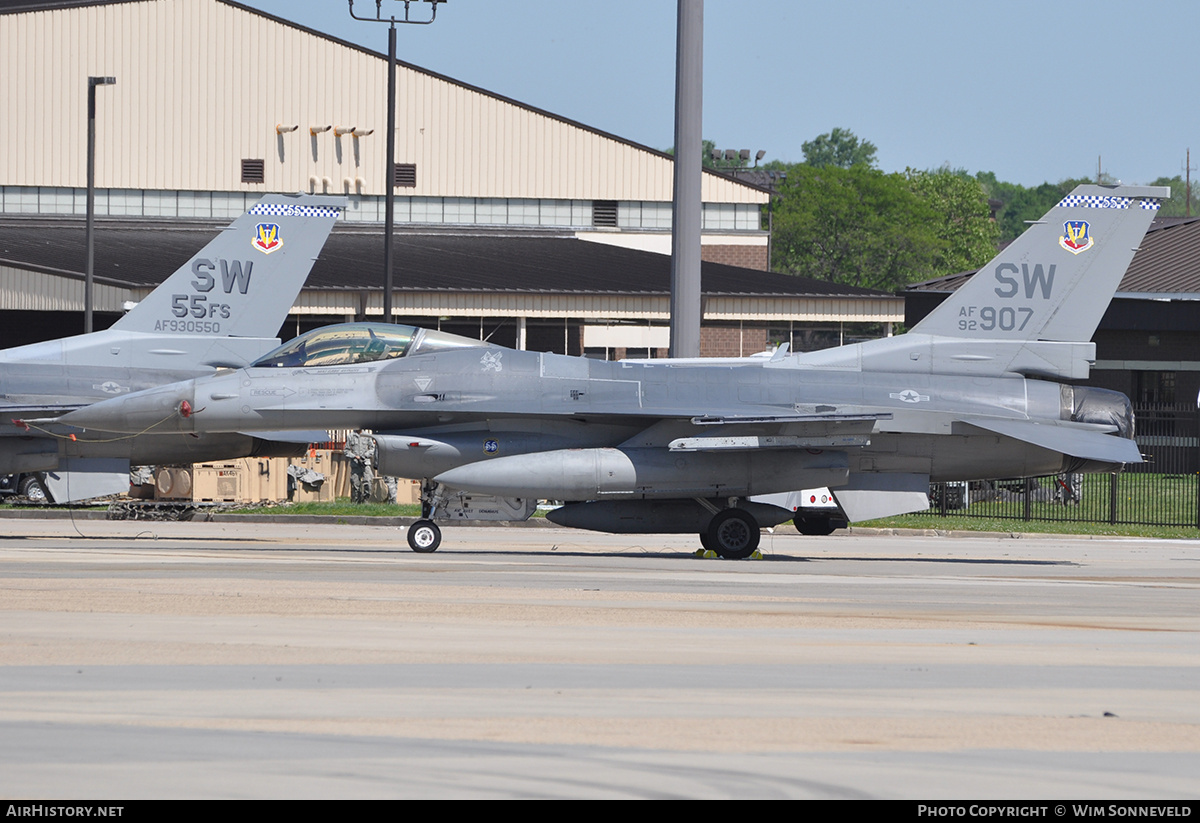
241 158 265 184
592 200 618 227
393 163 417 188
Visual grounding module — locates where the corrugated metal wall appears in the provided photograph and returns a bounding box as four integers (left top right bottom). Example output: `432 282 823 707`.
1 0 767 205
288 289 904 323
0 265 131 312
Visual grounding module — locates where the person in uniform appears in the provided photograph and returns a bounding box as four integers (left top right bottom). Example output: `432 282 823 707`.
344 430 375 504
381 473 398 504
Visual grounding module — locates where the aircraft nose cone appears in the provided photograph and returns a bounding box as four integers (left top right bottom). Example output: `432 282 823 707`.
56 382 197 434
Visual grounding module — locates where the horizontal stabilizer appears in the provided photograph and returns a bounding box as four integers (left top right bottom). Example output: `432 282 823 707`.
960 417 1143 464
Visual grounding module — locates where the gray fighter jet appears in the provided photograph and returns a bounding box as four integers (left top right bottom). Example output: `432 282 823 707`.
53 184 1164 552
3 193 342 500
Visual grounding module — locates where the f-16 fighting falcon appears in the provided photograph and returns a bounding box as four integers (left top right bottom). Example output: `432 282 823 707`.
49 184 1165 553
3 193 343 501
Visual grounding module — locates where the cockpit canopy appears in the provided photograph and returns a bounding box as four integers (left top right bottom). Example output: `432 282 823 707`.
253 323 490 368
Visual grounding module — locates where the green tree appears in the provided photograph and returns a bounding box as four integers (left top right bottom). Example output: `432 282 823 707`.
801 128 877 169
770 164 942 291
975 173 1093 243
1148 176 1200 217
907 167 999 277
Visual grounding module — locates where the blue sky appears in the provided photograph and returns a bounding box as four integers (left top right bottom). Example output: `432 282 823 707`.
237 0 1199 188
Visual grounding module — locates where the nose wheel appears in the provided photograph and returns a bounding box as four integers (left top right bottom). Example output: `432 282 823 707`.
407 519 442 553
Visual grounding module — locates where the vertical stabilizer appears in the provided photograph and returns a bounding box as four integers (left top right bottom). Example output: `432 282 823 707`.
910 185 1168 342
111 193 343 337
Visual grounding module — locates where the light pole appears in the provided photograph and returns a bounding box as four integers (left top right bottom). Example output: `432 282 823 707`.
347 0 446 324
669 0 702 358
85 75 115 334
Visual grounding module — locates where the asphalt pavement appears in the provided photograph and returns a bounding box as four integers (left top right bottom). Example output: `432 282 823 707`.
1 517 1196 799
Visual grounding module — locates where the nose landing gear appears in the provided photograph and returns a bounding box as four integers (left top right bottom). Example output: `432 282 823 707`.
406 519 442 553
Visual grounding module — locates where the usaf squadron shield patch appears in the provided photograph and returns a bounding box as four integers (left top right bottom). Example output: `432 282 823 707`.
1059 220 1093 255
252 222 284 254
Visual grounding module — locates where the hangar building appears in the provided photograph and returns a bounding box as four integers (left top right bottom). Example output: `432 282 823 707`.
0 0 903 356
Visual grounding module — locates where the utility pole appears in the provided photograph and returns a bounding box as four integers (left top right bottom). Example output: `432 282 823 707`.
85 75 116 334
347 0 447 323
669 0 703 358
1184 148 1194 217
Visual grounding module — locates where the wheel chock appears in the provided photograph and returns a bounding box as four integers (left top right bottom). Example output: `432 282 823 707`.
691 551 763 563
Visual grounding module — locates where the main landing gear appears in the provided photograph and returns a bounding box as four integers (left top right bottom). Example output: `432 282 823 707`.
793 514 838 536
698 506 761 560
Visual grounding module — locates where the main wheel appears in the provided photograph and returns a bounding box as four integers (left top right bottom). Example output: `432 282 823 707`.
19 475 48 503
794 515 837 536
705 508 760 560
406 519 442 553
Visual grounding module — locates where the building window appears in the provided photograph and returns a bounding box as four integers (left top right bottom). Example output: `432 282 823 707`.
592 200 618 227
476 198 506 224
509 198 540 225
443 198 475 224
1136 371 1177 405
703 203 736 230
241 159 265 184
410 197 443 222
0 187 760 234
394 163 417 188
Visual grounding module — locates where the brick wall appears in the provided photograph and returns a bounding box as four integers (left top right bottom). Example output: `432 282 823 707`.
1095 330 1200 362
1090 329 1200 406
699 325 768 357
700 244 769 271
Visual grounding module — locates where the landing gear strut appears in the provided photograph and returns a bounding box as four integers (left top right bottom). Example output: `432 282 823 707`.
406 479 443 553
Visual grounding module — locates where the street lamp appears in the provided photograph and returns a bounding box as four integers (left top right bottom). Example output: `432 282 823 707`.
347 0 447 324
669 0 702 358
85 75 115 334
